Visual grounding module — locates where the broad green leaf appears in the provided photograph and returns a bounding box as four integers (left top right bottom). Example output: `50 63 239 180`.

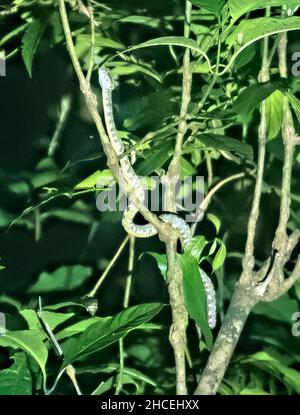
0 330 48 384
178 252 213 349
123 90 176 132
20 309 74 331
76 34 124 49
21 18 47 77
252 293 298 323
119 15 169 30
194 134 253 160
190 0 225 18
265 90 284 139
56 317 104 341
127 36 211 72
228 0 300 24
0 352 32 395
232 82 286 122
239 388 270 395
144 252 168 280
74 169 113 189
136 141 173 176
180 157 197 177
243 351 300 393
287 92 300 125
91 375 116 395
63 303 163 366
212 241 227 272
234 44 257 70
110 62 162 83
226 17 300 71
78 364 157 387
207 214 221 233
45 298 98 316
185 235 208 262
28 265 93 294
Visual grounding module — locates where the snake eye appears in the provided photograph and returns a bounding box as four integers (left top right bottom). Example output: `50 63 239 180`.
98 68 114 90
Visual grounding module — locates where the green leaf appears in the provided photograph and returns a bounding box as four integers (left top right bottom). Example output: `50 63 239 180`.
265 90 284 140
185 235 208 262
180 157 197 177
21 18 47 77
74 169 113 189
136 141 173 176
0 23 29 47
226 17 300 71
63 303 163 366
232 82 286 122
239 388 271 395
110 62 162 83
127 36 211 71
190 0 225 18
28 265 93 294
228 0 300 24
179 252 213 349
56 317 104 341
0 330 48 384
243 351 300 393
0 352 32 395
143 252 168 280
44 298 98 316
287 92 300 125
20 309 74 331
212 241 227 272
76 34 124 49
207 214 221 233
252 293 298 323
194 134 253 160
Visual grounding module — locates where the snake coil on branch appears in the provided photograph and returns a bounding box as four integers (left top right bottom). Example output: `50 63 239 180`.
98 67 216 329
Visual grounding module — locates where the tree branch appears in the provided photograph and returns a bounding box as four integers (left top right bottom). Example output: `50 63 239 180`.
163 0 192 394
194 11 272 394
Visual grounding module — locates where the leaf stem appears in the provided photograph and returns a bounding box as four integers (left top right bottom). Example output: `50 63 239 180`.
87 236 129 298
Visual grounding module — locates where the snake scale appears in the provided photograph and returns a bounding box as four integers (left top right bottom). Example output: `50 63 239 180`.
98 67 216 329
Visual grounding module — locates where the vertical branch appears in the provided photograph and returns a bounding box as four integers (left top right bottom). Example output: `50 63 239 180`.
242 18 270 277
166 0 192 210
273 31 296 251
123 237 135 308
166 238 188 395
86 0 95 83
163 0 192 395
194 13 272 394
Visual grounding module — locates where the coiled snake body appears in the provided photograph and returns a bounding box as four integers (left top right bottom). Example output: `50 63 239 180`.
98 68 216 329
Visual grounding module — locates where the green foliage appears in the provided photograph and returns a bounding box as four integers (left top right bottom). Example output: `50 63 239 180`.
63 303 163 366
0 0 300 396
179 252 213 349
28 265 93 293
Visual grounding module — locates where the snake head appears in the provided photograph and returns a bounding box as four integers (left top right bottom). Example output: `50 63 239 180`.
98 67 115 90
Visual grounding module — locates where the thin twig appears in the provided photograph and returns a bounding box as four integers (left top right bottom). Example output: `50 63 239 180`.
86 0 95 83
191 172 245 236
123 236 135 308
87 236 129 297
115 237 136 395
163 0 192 395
